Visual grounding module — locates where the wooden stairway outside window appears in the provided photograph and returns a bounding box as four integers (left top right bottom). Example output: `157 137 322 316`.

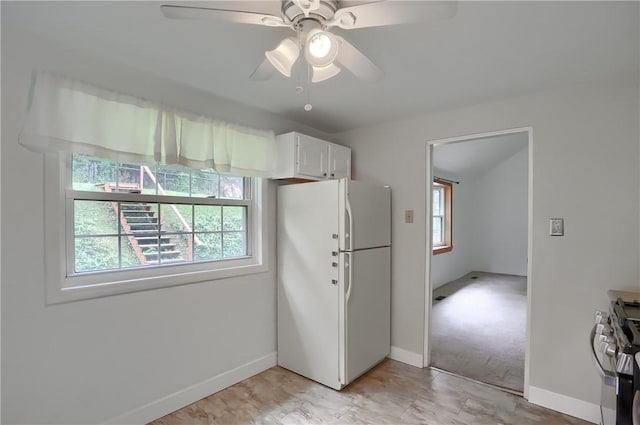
102 182 194 266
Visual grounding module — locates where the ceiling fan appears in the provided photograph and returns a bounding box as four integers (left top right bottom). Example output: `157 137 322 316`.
160 1 457 84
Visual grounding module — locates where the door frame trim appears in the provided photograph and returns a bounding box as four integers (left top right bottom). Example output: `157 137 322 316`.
423 126 533 399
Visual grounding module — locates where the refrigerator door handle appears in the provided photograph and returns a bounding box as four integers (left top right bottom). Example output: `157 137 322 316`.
345 252 353 303
345 197 353 251
633 389 640 425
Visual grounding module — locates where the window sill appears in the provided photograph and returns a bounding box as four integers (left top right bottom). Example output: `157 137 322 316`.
48 259 268 305
433 246 452 255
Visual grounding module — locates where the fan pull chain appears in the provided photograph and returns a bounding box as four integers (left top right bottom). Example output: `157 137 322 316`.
293 21 312 112
295 62 303 94
295 24 304 94
304 62 313 111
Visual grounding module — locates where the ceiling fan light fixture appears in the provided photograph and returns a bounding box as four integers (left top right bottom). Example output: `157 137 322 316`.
309 33 331 58
265 37 300 77
305 30 339 67
312 63 341 83
293 0 321 15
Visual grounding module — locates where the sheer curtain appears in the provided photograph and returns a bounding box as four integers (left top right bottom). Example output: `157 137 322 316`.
19 71 276 177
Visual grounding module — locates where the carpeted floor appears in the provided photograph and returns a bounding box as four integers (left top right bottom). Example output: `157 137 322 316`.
431 271 527 392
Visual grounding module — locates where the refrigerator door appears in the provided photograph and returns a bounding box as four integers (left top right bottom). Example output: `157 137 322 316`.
341 246 391 384
339 179 391 251
277 180 343 390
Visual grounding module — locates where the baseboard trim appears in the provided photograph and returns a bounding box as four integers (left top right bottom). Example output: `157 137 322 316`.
104 352 277 425
527 386 600 424
387 346 423 368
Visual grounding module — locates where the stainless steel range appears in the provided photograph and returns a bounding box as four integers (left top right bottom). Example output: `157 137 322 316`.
591 290 640 425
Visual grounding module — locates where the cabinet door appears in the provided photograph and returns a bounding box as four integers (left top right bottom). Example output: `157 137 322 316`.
328 144 351 179
296 134 328 179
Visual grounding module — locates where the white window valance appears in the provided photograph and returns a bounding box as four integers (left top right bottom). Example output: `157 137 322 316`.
19 71 276 177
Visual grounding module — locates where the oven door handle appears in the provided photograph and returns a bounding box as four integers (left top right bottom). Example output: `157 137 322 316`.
590 324 617 387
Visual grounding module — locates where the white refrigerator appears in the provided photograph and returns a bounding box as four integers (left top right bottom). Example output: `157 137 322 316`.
277 178 391 390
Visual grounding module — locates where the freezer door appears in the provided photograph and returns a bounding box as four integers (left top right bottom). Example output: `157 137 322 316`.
342 247 391 384
340 179 391 251
277 180 343 390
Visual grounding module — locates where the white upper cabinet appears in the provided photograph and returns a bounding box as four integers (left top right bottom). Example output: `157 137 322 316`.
296 134 328 179
328 143 351 179
274 132 352 181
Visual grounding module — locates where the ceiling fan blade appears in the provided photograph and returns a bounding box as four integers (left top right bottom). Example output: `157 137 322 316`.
312 63 341 83
334 36 383 81
160 5 290 27
327 1 458 29
249 58 276 81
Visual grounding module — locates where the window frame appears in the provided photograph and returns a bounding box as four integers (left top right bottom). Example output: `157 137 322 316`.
432 185 445 246
44 153 268 304
432 179 452 255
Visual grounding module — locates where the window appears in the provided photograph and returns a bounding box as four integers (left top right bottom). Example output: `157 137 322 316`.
45 154 268 304
432 179 452 255
71 155 250 272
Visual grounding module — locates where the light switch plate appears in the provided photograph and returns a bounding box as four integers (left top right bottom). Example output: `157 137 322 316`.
405 210 414 224
550 218 564 236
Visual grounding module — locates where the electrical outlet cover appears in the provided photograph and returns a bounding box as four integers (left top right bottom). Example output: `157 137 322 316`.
550 218 564 236
405 210 414 224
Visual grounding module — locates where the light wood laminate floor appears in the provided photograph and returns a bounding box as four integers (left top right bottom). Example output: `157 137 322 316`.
149 359 590 425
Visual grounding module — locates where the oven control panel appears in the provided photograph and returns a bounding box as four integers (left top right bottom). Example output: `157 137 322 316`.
592 311 618 388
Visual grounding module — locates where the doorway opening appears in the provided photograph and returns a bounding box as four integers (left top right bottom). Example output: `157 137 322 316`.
424 127 532 396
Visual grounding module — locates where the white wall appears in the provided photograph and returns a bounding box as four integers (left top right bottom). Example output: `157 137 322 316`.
338 73 640 415
432 145 528 288
0 26 327 424
469 146 529 276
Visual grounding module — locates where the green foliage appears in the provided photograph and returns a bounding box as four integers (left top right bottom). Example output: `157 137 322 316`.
72 156 117 187
156 165 191 194
74 201 139 272
73 155 243 200
72 155 248 272
162 204 246 260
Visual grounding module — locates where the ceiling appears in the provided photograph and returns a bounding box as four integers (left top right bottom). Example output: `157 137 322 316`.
433 132 528 176
3 1 639 133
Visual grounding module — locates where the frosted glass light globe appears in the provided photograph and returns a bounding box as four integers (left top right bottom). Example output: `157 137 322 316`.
308 33 332 59
304 30 339 68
